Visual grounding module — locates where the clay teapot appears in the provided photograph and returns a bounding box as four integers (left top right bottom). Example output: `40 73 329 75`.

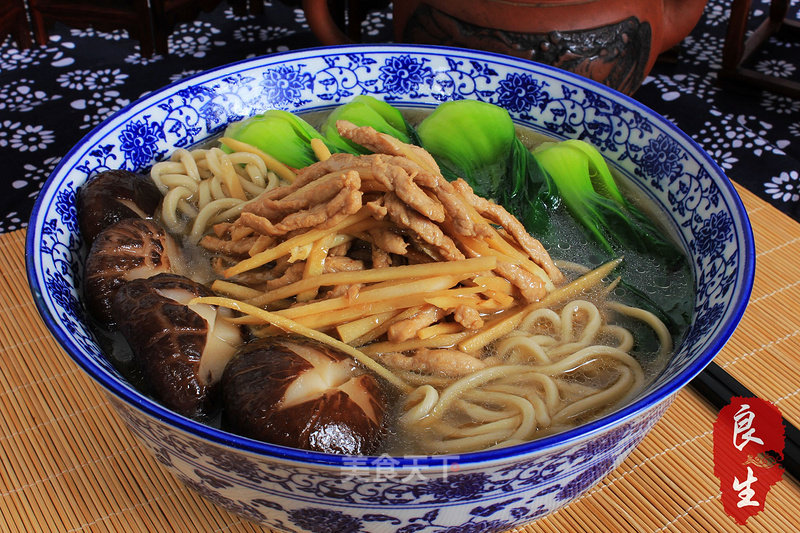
303 0 708 94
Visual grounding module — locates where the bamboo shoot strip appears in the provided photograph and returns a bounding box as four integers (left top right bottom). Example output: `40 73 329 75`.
210 280 262 300
458 257 623 353
310 138 332 161
296 234 333 302
275 274 466 320
246 256 497 307
337 310 397 343
290 301 412 331
190 296 413 393
472 275 514 294
290 286 486 331
418 322 464 339
361 332 470 355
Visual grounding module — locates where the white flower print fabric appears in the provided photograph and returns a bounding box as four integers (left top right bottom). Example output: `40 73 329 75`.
0 0 797 234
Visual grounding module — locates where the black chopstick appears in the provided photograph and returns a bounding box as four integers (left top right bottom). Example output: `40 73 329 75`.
689 361 800 481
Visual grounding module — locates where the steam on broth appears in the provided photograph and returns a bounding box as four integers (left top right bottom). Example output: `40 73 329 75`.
82 99 692 456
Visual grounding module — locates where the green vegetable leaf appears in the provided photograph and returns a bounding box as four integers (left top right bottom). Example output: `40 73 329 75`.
223 110 333 169
322 95 413 153
413 100 559 248
559 139 625 205
508 137 556 234
416 99 517 201
532 140 677 258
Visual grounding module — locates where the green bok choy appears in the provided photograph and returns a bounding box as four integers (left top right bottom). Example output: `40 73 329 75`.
531 139 677 258
222 110 335 169
321 95 415 153
416 99 550 223
415 98 676 260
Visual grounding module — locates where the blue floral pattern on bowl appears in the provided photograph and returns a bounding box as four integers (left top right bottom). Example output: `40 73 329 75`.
110 394 672 532
26 45 754 533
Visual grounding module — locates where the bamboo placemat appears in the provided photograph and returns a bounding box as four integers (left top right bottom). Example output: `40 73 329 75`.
2 184 800 532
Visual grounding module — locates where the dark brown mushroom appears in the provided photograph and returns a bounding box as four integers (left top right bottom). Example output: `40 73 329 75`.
84 218 179 327
111 273 243 419
77 169 162 244
221 336 387 455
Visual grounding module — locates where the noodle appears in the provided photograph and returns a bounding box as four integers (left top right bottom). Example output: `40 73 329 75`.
150 144 284 243
397 298 653 453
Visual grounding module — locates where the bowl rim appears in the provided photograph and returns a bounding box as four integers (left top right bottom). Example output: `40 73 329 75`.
26 43 755 468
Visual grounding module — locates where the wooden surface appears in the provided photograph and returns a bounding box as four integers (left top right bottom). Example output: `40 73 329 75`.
2 184 800 532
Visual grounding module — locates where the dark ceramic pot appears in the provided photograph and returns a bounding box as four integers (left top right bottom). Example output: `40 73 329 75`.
303 0 707 94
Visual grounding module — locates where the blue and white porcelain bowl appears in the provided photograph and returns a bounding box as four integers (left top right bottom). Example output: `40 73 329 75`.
27 45 754 532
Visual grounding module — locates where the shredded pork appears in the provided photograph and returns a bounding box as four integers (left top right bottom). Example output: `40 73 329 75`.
453 304 484 330
204 119 565 375
382 193 465 261
452 178 564 283
379 348 487 377
240 173 362 236
387 305 447 343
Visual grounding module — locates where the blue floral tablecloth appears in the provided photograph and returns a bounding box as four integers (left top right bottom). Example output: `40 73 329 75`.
0 0 798 233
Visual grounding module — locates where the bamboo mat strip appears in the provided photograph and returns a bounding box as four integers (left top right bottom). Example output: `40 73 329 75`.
1 184 800 532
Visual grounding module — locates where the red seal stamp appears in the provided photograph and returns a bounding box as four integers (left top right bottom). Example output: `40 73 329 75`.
713 397 785 525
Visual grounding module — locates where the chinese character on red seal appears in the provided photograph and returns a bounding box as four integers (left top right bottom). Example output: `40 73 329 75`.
713 397 785 525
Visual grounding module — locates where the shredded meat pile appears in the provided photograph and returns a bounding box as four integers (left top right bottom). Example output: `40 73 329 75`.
199 120 564 376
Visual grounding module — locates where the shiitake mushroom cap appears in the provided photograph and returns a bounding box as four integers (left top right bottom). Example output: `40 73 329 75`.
84 218 177 327
221 336 388 455
111 273 241 419
77 169 162 244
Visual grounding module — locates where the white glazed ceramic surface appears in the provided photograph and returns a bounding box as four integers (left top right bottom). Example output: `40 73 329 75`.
27 45 754 533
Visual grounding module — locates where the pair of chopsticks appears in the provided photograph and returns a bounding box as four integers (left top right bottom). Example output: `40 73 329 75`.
689 361 799 481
